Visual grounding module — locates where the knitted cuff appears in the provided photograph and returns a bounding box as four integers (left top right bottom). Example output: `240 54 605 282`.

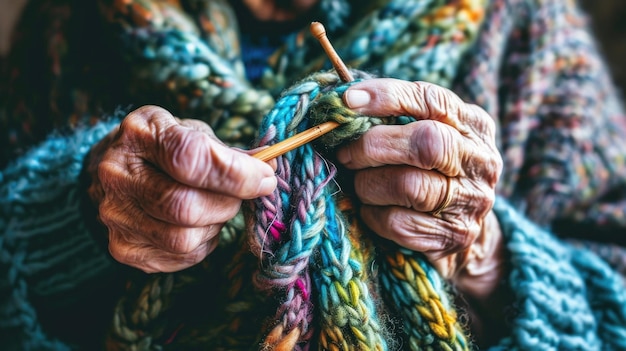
489 197 626 350
1 117 122 294
0 118 120 349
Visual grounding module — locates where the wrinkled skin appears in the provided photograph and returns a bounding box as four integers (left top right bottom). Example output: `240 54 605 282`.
88 79 505 303
339 79 505 297
86 106 277 273
237 0 506 308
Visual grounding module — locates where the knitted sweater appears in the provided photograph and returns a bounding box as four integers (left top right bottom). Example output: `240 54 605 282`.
1 0 626 350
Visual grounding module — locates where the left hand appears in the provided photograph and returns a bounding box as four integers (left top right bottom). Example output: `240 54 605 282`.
338 78 504 293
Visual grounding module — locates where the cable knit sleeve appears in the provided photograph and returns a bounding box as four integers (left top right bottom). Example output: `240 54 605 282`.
498 0 626 233
489 197 626 351
0 118 123 350
454 0 626 239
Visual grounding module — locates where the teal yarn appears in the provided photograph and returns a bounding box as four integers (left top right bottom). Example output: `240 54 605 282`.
0 116 122 350
3 0 626 350
250 71 390 350
491 198 626 350
249 70 467 350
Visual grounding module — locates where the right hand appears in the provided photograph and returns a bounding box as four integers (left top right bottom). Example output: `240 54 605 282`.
86 106 277 273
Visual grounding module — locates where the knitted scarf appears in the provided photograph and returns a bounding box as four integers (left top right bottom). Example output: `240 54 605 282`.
3 0 626 350
95 0 487 350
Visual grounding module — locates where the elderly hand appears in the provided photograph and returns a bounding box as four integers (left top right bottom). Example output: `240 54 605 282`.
340 78 504 298
86 106 277 273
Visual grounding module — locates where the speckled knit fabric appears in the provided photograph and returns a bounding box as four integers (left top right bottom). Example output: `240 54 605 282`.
1 0 626 350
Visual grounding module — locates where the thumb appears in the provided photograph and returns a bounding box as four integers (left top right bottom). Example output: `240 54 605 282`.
126 106 277 199
343 78 467 132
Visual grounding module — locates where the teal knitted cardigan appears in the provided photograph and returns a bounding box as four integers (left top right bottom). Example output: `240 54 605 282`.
3 139 626 349
2 0 626 349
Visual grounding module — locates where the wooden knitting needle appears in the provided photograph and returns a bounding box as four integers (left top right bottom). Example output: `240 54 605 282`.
310 21 354 82
253 22 354 162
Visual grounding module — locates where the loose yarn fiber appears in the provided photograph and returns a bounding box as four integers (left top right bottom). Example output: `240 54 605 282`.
105 71 469 351
7 0 626 350
249 71 467 350
9 0 486 350
75 0 487 349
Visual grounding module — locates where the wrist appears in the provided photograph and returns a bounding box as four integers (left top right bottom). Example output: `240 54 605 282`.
451 210 510 347
454 210 506 300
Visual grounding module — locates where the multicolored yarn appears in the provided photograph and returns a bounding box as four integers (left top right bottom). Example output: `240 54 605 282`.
1 0 488 166
3 0 626 350
248 71 468 350
103 71 469 350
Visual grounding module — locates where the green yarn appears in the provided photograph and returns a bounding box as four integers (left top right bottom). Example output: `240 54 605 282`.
4 0 626 350
101 70 470 351
308 81 382 148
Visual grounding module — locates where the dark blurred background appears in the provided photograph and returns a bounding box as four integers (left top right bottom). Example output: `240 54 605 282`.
579 0 626 100
1 0 625 98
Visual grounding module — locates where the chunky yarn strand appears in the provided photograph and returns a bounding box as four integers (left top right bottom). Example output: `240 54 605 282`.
100 0 275 147
380 249 468 350
315 199 387 351
250 71 467 350
250 81 325 350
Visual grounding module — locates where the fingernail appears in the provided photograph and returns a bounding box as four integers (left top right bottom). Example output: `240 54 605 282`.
345 89 371 109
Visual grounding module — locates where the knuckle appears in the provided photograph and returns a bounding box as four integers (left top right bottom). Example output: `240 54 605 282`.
387 210 422 244
379 208 403 233
459 223 478 250
97 159 120 189
479 153 503 187
409 121 446 169
122 105 174 153
362 133 385 162
479 107 497 136
441 221 473 252
163 228 203 254
120 108 151 135
468 104 494 127
404 174 432 209
168 131 214 181
97 203 115 227
423 83 454 118
490 154 504 181
126 105 167 126
479 187 496 211
437 231 455 251
107 233 136 266
388 215 410 240
406 82 428 115
97 198 132 231
169 130 198 168
160 189 204 225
